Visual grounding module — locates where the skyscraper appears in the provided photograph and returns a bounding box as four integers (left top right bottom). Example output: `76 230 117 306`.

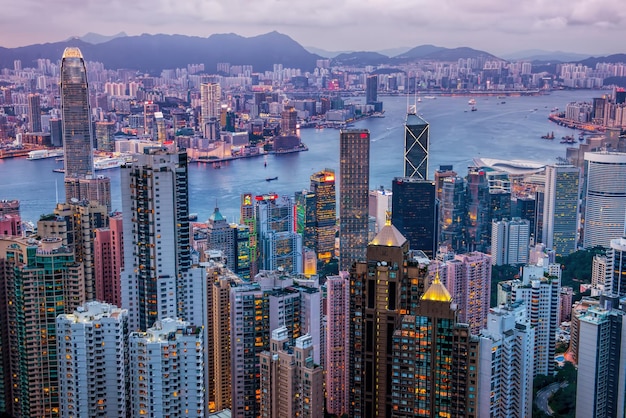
56 301 129 418
307 169 336 261
339 129 370 272
390 276 480 417
201 82 221 130
349 220 429 417
27 93 41 133
439 175 467 252
120 150 205 331
583 151 626 249
325 273 350 416
403 111 429 180
391 177 438 257
542 163 580 256
60 47 94 180
365 74 378 104
491 217 530 266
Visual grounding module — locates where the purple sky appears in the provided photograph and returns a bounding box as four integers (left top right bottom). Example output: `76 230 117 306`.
1 0 624 55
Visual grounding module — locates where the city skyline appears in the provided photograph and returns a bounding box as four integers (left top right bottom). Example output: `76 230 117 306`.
0 0 625 56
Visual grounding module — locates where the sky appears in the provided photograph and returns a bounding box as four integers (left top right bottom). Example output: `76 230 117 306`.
1 0 624 56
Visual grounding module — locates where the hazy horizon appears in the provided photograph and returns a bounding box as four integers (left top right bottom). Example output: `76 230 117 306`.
0 0 624 56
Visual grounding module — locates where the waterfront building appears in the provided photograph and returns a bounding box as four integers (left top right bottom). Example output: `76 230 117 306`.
120 150 206 331
259 328 324 418
0 236 85 418
498 263 561 376
542 163 580 257
349 220 429 418
201 83 221 130
576 295 626 418
339 129 370 271
56 301 129 418
478 302 535 418
439 174 467 253
365 74 377 104
583 151 626 249
403 111 429 180
391 177 438 257
281 105 298 136
390 276 480 418
491 217 530 266
129 318 205 418
94 212 123 306
95 120 116 151
60 47 94 182
325 273 350 416
27 93 41 133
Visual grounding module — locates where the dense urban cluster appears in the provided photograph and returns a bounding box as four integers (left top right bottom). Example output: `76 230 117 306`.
1 44 626 418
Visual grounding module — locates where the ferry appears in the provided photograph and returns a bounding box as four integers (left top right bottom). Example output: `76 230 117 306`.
265 176 278 182
468 98 477 106
94 157 126 171
423 95 436 100
27 149 64 160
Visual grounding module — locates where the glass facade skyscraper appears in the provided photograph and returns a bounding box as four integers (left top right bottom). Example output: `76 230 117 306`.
403 112 429 180
60 47 93 179
339 129 370 272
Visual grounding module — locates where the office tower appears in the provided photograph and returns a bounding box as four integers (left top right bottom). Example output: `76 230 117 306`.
154 111 166 143
0 236 84 418
63 176 112 212
368 187 392 234
233 224 251 280
512 195 536 238
542 164 580 256
434 165 456 201
583 152 626 248
281 105 298 136
403 111 429 180
95 121 116 151
120 150 206 331
143 101 158 136
349 220 429 418
576 295 626 418
259 328 324 418
478 302 535 418
38 201 108 301
486 171 512 238
129 318 205 417
205 207 236 272
50 118 62 147
391 177 438 257
443 252 492 334
306 169 336 261
27 93 42 132
339 129 370 272
94 213 124 306
610 236 626 295
326 273 350 416
56 301 129 418
390 276 480 418
498 263 561 375
60 47 94 180
256 194 302 273
491 217 530 266
439 175 467 252
240 193 259 277
466 167 490 251
365 74 377 104
201 83 221 129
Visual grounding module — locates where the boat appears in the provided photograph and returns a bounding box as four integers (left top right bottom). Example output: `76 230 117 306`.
27 149 64 160
541 132 555 140
468 98 476 106
423 95 436 99
371 112 386 118
94 157 126 171
52 168 65 173
471 106 478 112
265 176 278 182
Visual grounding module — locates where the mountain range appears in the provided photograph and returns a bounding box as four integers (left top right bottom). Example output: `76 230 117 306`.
0 32 622 74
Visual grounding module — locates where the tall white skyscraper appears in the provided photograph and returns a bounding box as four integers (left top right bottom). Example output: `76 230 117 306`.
542 164 580 256
479 302 535 418
129 318 205 417
583 151 626 248
56 302 129 418
200 83 221 127
491 217 530 266
498 263 561 376
576 295 626 418
120 150 205 331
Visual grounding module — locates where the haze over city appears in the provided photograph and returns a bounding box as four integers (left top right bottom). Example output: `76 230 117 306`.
1 0 625 55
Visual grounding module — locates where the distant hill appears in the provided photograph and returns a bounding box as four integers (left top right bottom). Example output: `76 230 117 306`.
579 54 626 67
332 51 390 66
78 32 128 45
393 45 499 62
394 44 447 60
0 31 322 74
502 49 591 62
304 46 350 58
